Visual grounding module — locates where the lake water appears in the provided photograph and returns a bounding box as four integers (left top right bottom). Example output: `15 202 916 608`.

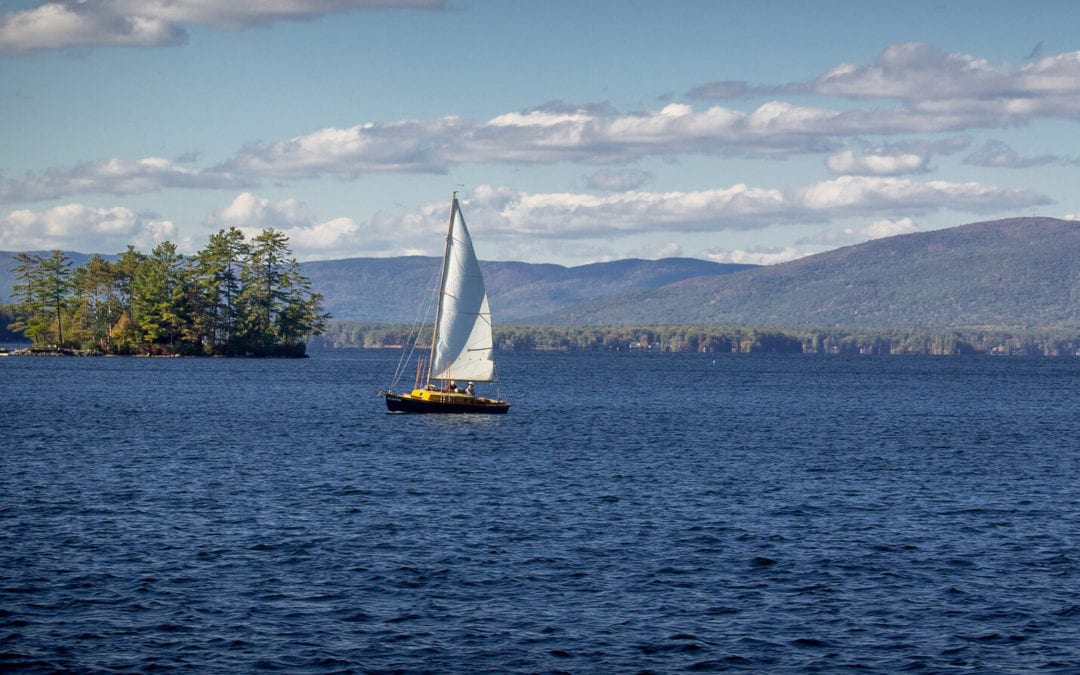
2 349 1080 672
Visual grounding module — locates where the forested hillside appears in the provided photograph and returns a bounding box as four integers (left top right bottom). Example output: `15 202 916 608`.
313 321 1080 357
542 217 1080 329
7 217 1079 348
300 256 752 322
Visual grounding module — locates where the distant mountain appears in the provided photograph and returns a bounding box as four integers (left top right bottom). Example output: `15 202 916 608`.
0 249 750 322
301 257 754 322
9 216 1075 331
539 217 1080 328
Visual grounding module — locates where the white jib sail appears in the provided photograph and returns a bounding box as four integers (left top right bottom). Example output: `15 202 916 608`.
430 199 495 382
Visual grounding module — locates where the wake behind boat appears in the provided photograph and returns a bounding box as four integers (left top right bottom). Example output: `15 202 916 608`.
382 194 510 414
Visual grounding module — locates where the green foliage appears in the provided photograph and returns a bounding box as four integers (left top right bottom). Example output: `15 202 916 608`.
132 241 188 347
6 251 73 347
236 229 329 354
0 303 28 343
192 227 247 354
548 217 1080 329
298 256 753 323
71 254 120 352
313 321 1080 357
5 230 327 357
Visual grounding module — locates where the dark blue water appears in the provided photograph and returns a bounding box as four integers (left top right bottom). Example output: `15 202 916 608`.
3 350 1080 672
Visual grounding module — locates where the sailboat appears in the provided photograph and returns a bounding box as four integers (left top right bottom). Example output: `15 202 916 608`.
383 194 511 414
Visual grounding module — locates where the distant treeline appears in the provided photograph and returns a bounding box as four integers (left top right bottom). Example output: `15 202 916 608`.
312 321 1080 357
3 229 327 356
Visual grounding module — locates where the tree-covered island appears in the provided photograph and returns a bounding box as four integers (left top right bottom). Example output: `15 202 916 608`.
4 228 328 357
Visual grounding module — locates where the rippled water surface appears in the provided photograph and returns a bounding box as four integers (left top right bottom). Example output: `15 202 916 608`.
3 350 1080 672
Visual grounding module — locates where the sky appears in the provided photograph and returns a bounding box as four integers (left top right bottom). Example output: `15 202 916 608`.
2 0 1080 267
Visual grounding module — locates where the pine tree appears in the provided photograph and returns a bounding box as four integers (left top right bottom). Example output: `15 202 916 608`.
38 251 74 347
72 254 118 351
110 246 146 352
7 252 44 341
237 229 327 356
194 228 249 354
132 241 188 350
238 229 290 353
6 230 326 356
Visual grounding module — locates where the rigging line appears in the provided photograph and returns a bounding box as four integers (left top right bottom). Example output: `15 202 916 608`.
389 260 442 390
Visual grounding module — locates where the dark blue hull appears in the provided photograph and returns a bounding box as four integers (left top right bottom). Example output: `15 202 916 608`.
384 392 510 414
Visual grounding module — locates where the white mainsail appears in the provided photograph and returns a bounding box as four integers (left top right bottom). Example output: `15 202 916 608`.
429 197 495 382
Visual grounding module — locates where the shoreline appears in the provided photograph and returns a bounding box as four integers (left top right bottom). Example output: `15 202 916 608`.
1 347 307 359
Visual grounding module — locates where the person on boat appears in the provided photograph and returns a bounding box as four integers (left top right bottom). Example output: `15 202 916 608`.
466 382 475 396
447 382 458 393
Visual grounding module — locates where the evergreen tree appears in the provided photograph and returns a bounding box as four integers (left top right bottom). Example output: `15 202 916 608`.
276 268 329 348
238 230 280 351
110 246 146 352
132 241 188 349
72 254 118 351
38 251 74 347
6 230 326 356
194 228 248 354
233 229 330 355
7 252 45 341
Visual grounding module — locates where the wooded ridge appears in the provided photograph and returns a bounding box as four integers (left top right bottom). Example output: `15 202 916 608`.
312 321 1080 357
538 217 1080 329
5 216 1079 356
297 216 1080 330
298 256 752 323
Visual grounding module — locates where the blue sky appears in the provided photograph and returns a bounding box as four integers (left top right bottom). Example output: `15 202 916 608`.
2 0 1080 266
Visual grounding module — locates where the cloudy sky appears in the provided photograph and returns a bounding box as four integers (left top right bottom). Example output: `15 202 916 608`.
2 0 1080 265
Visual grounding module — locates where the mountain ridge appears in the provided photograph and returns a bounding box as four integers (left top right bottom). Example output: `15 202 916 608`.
4 216 1078 330
300 256 753 322
0 251 753 323
538 217 1080 328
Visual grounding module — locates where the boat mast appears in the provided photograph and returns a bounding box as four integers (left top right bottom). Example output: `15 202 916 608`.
426 193 458 384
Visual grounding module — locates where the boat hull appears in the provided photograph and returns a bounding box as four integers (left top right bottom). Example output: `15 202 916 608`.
384 391 510 414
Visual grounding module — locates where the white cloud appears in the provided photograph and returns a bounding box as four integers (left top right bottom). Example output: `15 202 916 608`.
221 119 461 178
963 140 1066 168
863 217 920 239
207 192 313 231
826 149 930 176
692 43 1080 132
3 174 1047 261
814 42 1006 101
799 217 920 248
0 0 443 54
705 246 803 265
0 203 176 251
790 176 1046 215
10 40 1080 201
213 45 1080 179
634 241 683 259
218 101 851 181
817 43 1080 125
423 179 1045 244
0 157 248 204
705 218 920 264
205 192 361 259
460 184 789 238
281 217 362 259
0 3 185 53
